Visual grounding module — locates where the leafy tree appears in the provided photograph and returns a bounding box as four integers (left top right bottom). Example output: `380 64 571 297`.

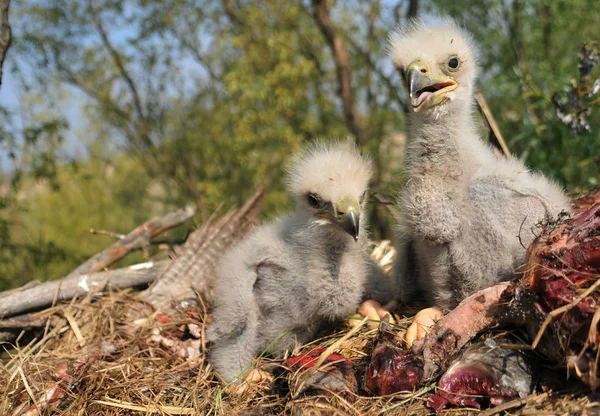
0 0 598 289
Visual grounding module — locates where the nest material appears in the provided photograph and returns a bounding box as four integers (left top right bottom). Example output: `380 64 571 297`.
2 199 600 414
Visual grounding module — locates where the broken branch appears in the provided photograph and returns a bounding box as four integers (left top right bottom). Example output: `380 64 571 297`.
65 205 196 280
0 260 169 318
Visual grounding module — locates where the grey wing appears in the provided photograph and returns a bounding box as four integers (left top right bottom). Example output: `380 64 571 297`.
468 174 564 251
207 244 294 382
206 244 262 382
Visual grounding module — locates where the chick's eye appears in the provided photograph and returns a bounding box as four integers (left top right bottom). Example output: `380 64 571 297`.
307 193 324 208
447 56 460 71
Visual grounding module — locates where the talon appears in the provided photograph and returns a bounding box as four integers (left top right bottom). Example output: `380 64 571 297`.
227 368 272 395
351 299 397 327
405 306 442 346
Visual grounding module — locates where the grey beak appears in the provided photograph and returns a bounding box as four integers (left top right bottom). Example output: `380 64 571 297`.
407 68 432 105
340 211 360 242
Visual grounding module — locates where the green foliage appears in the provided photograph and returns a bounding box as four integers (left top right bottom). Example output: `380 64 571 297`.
0 0 598 289
437 0 600 188
0 156 154 289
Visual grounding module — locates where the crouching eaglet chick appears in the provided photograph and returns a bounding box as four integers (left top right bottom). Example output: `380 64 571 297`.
387 19 571 345
207 140 374 383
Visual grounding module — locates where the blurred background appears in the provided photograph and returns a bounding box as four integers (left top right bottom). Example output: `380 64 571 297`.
0 0 598 290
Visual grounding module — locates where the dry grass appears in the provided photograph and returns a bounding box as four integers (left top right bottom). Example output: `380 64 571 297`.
0 242 598 415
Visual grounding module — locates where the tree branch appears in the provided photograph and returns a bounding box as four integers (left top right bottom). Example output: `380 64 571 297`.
166 27 222 82
365 0 380 112
65 205 196 280
345 35 409 113
0 0 11 91
221 0 244 33
311 0 366 147
407 0 419 20
0 260 169 318
88 0 149 142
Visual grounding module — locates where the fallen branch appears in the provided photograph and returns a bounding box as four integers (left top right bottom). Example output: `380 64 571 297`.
0 260 169 318
65 205 196 280
90 228 189 247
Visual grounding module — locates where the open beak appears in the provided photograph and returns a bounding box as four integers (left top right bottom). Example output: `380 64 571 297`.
406 61 457 112
335 196 360 242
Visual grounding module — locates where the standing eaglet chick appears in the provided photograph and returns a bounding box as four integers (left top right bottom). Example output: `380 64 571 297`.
207 140 373 383
387 19 571 344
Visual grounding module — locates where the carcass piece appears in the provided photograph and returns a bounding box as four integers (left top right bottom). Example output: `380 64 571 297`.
287 347 357 398
363 318 423 395
364 284 509 395
427 339 534 413
508 187 600 388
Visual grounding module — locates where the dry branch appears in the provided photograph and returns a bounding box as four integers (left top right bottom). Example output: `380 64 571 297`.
0 314 48 329
65 205 195 280
0 260 169 318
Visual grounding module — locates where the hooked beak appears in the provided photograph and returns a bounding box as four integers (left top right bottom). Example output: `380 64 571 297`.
335 196 360 242
406 61 457 112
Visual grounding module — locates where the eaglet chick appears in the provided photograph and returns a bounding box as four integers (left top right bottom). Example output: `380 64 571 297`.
387 19 571 344
207 140 374 383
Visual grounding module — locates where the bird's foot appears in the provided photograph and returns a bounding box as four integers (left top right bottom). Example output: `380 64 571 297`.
227 368 273 396
349 299 397 328
405 306 443 347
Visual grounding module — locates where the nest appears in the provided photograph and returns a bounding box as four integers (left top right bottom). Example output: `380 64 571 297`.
2 189 600 415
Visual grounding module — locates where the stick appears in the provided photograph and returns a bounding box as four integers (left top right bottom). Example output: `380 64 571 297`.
531 278 600 350
0 260 169 318
475 91 511 158
0 315 48 329
64 205 196 280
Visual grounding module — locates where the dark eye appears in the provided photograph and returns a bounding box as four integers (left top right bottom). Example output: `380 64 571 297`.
307 193 324 208
447 56 460 71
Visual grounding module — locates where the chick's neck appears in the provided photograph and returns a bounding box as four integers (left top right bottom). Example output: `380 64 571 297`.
404 100 479 186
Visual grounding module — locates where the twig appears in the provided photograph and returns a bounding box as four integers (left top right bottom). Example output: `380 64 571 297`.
89 228 126 239
475 91 511 158
90 228 190 246
532 279 600 350
478 392 549 416
0 315 48 329
517 215 528 250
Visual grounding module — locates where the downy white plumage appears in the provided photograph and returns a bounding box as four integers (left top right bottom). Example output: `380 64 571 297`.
207 140 374 382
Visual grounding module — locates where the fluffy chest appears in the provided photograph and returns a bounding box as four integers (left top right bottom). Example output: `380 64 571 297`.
302 243 367 319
